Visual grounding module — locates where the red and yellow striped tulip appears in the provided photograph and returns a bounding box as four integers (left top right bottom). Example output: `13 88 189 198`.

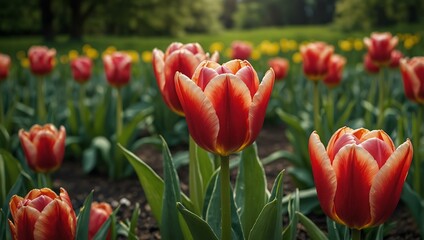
103 52 132 88
175 59 274 156
300 42 334 81
400 57 424 104
19 124 66 173
309 127 413 230
364 32 398 66
70 56 92 84
8 188 76 240
153 42 219 116
89 202 113 240
28 46 56 76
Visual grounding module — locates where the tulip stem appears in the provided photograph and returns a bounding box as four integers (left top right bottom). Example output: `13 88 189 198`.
37 76 47 123
79 84 89 132
220 155 231 240
365 75 377 128
115 87 123 179
313 81 321 135
37 173 52 188
376 69 385 129
326 89 334 133
0 85 3 124
413 105 423 196
351 229 361 240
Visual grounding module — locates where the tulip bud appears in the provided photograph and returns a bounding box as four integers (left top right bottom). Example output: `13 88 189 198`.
400 57 424 104
231 41 253 60
103 52 132 88
363 54 380 74
28 46 56 76
70 56 92 84
268 57 289 81
0 53 11 81
89 202 113 240
364 32 398 66
388 50 403 69
300 42 334 81
323 54 346 88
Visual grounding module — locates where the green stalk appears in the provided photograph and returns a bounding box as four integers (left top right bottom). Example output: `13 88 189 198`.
0 86 3 125
0 155 6 205
313 81 321 135
376 69 385 129
220 155 231 240
37 76 46 123
364 76 377 128
326 89 334 132
79 84 89 131
37 173 51 188
115 87 123 178
413 105 423 196
351 229 361 240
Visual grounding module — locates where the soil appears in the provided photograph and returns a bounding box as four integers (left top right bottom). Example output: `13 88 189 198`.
53 123 420 239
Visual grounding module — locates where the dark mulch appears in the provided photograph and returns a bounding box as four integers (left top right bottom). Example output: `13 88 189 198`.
53 123 420 239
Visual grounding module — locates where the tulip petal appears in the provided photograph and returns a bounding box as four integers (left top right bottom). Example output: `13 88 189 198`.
326 126 353 155
204 74 251 155
236 66 260 98
59 188 74 210
26 188 58 201
308 132 337 219
359 138 393 168
370 140 413 226
332 145 379 229
33 200 76 240
53 126 66 168
8 220 17 240
328 133 358 162
9 195 24 222
32 131 60 172
19 130 38 170
359 130 395 152
249 69 274 144
195 67 219 90
152 49 165 91
175 73 219 153
28 195 53 212
14 206 41 240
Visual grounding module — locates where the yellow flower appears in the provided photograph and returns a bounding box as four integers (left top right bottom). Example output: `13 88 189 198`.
141 51 153 63
102 46 117 58
68 50 79 61
86 48 99 59
404 38 415 49
82 44 93 53
251 49 261 60
123 50 139 63
21 58 29 68
209 42 224 53
16 50 26 60
338 40 352 51
259 40 279 56
287 40 298 51
353 39 363 51
60 55 69 64
224 48 232 59
292 52 302 64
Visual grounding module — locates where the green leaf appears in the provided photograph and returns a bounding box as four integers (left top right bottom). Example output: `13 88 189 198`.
335 101 355 128
82 147 97 173
160 136 184 240
401 182 424 236
128 203 140 240
0 149 22 206
66 100 79 135
119 106 153 148
235 143 267 239
76 191 94 240
119 144 164 224
177 202 219 240
94 88 111 137
0 125 10 150
296 211 328 240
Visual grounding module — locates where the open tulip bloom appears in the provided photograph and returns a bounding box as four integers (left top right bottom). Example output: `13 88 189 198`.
309 127 413 233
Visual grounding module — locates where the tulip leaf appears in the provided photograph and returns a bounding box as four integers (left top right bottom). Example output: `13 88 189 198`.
235 143 267 239
0 125 10 150
0 149 22 206
401 182 424 236
296 211 328 240
66 100 79 136
160 136 185 240
128 203 140 240
94 87 112 137
177 202 219 240
204 169 244 240
335 101 355 129
76 190 93 240
119 106 153 148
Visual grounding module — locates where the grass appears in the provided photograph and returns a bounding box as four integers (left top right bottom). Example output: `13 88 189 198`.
0 23 423 58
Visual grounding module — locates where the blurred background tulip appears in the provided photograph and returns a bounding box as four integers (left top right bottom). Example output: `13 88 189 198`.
70 56 92 84
400 57 424 104
388 50 403 69
230 40 252 60
89 202 113 240
300 42 334 81
28 46 56 76
363 32 398 66
364 54 380 74
309 127 412 232
323 54 346 88
103 51 132 88
268 57 289 81
0 53 11 81
8 188 76 240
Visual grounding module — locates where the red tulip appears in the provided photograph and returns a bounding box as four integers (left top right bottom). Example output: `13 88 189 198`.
309 127 413 230
400 57 424 104
9 188 77 240
0 53 11 81
70 56 92 84
103 52 132 88
19 124 66 173
364 32 398 66
300 42 334 81
175 59 274 156
364 54 380 74
388 50 403 69
268 57 289 80
89 202 113 240
231 41 253 60
152 42 219 115
323 54 346 88
28 46 56 76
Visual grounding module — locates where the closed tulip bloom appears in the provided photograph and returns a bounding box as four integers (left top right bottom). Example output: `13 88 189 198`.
268 57 289 80
28 46 56 75
9 188 77 240
231 41 253 60
364 54 380 74
0 53 11 80
19 124 66 173
103 52 132 88
309 127 413 230
388 50 403 69
400 57 424 104
176 59 274 156
70 56 92 84
153 42 219 116
323 54 346 88
300 42 334 81
89 202 113 240
364 32 398 66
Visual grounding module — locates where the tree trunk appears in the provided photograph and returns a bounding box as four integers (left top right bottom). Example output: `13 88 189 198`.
221 0 237 28
40 0 54 42
69 0 83 41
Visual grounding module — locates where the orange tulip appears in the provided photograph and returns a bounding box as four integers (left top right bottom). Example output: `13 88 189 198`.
0 53 11 81
388 50 403 69
323 54 346 88
268 57 289 80
309 127 413 230
103 52 132 88
231 41 253 60
19 124 66 173
363 54 380 74
9 188 77 240
364 32 398 66
400 57 424 104
152 42 218 116
28 46 56 76
300 42 334 81
175 59 274 156
70 56 92 84
89 202 113 240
